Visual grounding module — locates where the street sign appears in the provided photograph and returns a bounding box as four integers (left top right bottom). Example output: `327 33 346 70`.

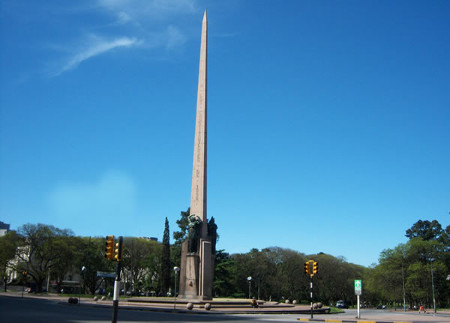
354 280 362 295
97 271 115 278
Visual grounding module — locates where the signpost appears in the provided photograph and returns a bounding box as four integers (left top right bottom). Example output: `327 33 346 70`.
354 280 362 319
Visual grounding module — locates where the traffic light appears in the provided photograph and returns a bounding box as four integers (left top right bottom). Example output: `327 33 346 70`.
105 235 115 260
304 261 310 275
114 236 123 261
313 261 318 275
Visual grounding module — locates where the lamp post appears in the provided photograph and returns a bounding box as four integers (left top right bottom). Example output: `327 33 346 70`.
81 266 87 295
247 276 252 299
173 266 180 309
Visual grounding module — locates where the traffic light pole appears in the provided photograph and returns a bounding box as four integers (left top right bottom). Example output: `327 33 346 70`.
112 236 123 323
304 260 318 319
310 277 313 319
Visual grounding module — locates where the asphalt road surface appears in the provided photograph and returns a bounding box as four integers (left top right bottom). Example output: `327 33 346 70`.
1 295 449 323
0 295 300 323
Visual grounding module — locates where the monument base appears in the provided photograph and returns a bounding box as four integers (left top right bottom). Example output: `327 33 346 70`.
183 254 199 298
179 239 213 301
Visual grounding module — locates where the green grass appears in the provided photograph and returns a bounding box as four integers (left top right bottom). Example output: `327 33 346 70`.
329 307 345 314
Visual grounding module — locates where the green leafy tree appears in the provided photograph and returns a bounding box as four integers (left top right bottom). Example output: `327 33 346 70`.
171 208 190 268
77 237 113 295
368 220 449 309
213 250 235 297
277 248 307 302
366 245 407 306
313 253 364 305
52 235 84 292
16 223 77 292
0 231 22 291
405 220 446 242
173 207 190 245
121 237 162 294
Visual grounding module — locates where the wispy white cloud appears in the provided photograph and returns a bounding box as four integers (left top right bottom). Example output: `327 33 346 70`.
45 0 198 77
50 35 141 77
166 25 187 49
47 171 138 227
98 0 197 24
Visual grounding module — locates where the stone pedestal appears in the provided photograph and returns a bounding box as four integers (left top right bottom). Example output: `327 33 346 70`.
199 239 212 300
184 254 199 298
179 239 213 300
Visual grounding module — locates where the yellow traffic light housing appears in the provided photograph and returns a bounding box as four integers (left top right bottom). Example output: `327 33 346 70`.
105 235 115 260
305 260 318 278
114 236 123 262
313 261 318 275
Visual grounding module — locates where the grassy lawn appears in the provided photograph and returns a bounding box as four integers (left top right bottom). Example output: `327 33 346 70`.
328 307 345 314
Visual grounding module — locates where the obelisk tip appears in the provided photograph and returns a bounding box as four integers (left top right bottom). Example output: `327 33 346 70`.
203 9 207 20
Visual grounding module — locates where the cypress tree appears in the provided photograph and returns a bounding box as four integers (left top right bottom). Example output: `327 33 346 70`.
161 217 171 295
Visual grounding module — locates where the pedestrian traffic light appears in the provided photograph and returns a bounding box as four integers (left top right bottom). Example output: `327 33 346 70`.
105 235 115 260
114 236 123 262
304 261 310 275
313 261 318 275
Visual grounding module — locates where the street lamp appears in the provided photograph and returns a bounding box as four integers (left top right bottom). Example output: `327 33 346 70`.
247 276 252 299
173 266 180 309
81 266 87 295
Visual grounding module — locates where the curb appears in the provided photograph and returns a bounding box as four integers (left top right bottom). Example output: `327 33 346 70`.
298 319 413 323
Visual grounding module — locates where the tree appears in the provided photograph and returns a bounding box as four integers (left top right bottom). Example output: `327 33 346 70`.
213 250 235 297
121 237 162 294
277 248 307 301
0 231 22 291
161 217 171 295
367 233 450 309
366 244 407 306
52 235 84 293
405 220 445 241
79 237 115 295
16 223 77 292
173 207 190 245
313 253 364 305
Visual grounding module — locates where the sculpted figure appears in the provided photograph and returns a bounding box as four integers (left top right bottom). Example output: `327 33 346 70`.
187 214 202 253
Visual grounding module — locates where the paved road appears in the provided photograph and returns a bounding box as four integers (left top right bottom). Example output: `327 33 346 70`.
296 309 450 323
1 295 449 323
0 295 300 323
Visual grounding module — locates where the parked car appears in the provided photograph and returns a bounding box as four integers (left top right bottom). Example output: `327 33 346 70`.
336 300 349 309
377 304 387 309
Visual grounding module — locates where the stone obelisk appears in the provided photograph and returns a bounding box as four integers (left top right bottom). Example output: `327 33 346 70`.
179 10 213 301
191 9 208 243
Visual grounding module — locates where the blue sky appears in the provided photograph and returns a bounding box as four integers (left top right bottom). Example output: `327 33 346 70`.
1 0 449 267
